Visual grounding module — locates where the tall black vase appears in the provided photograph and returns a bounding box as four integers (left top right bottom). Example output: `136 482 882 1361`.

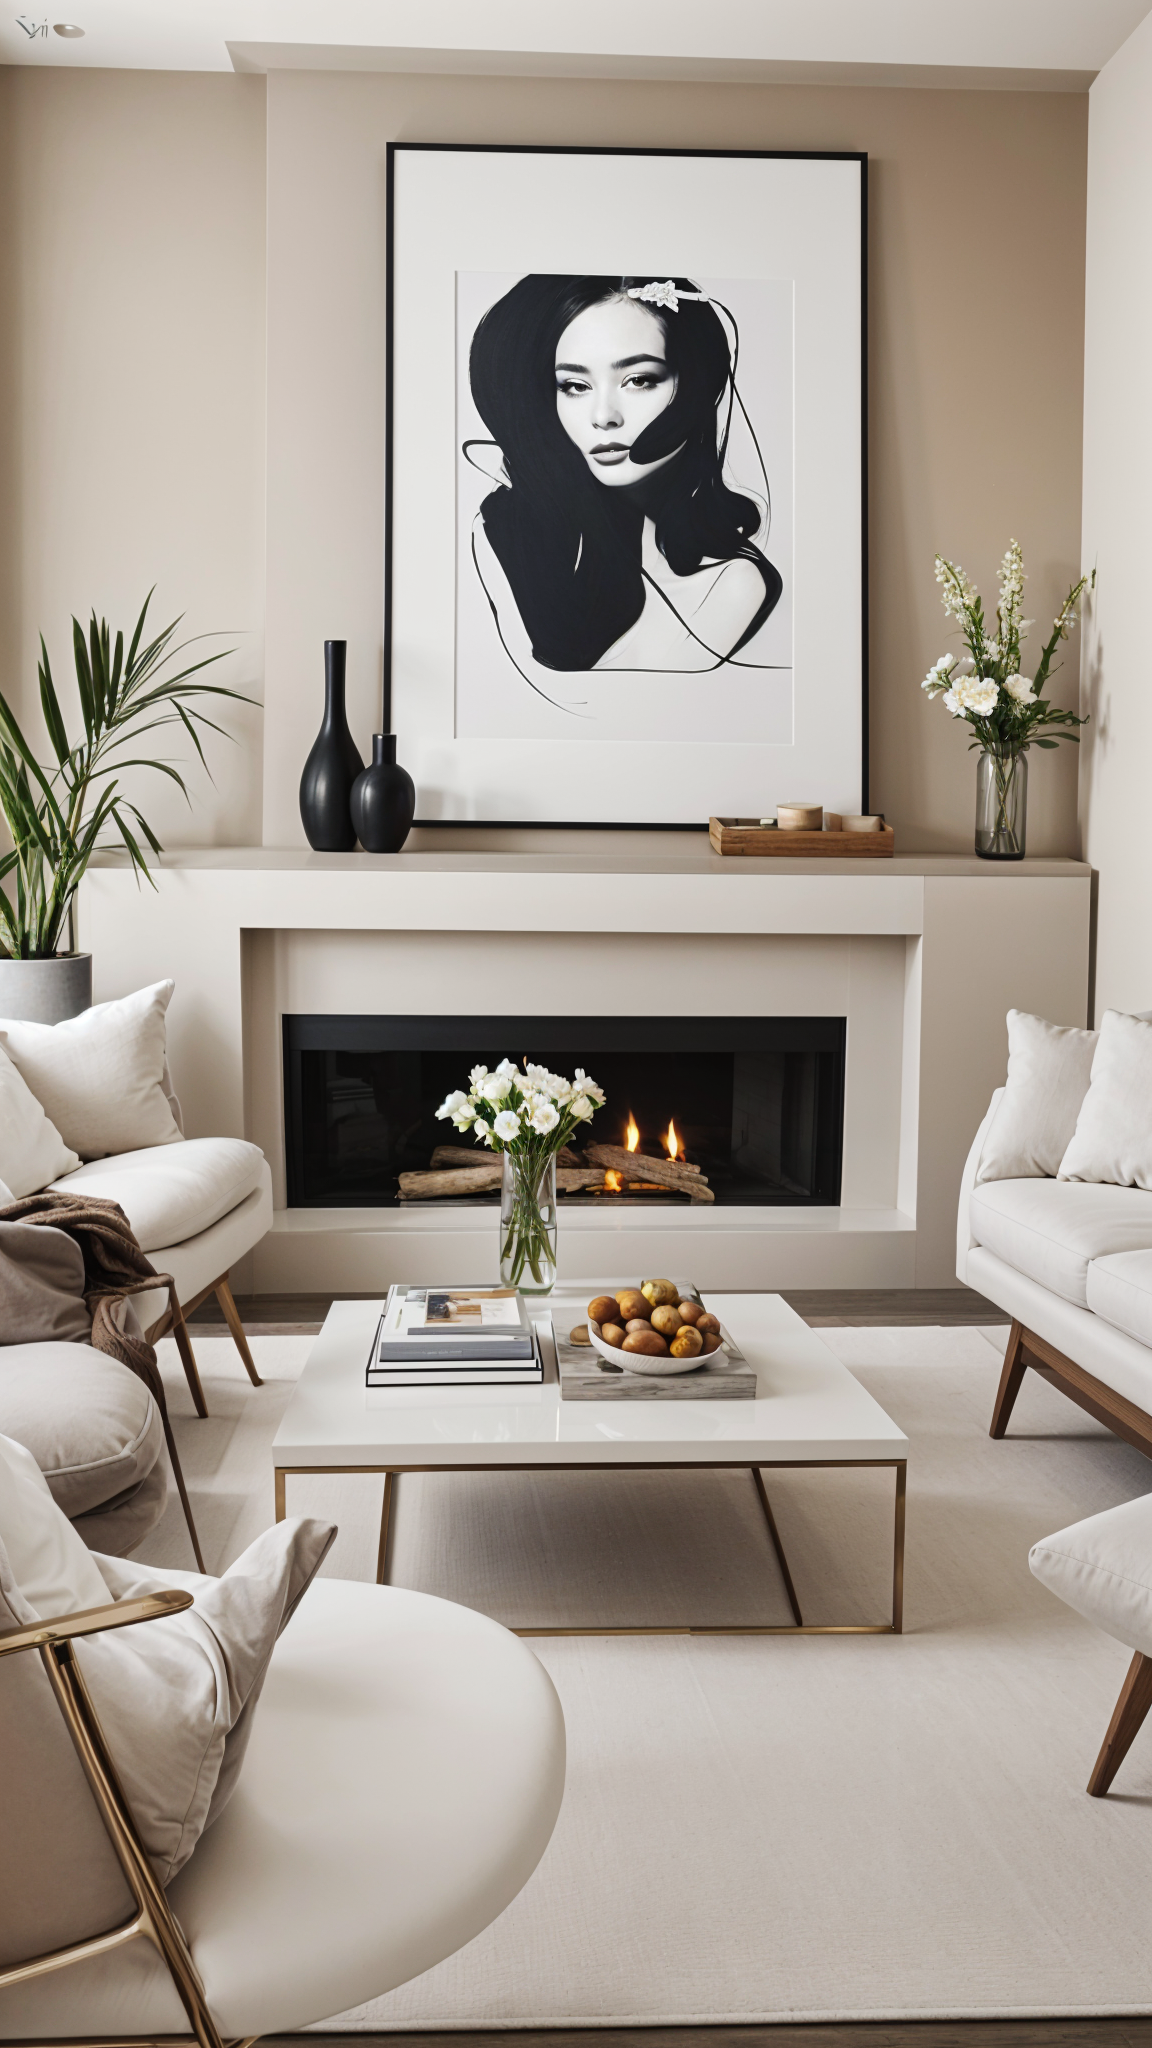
351 733 416 853
299 640 364 851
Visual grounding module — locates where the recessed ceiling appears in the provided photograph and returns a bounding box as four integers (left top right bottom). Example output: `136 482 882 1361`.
2 0 1149 81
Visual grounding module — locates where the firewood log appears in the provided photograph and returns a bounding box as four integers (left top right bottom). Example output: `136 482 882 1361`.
399 1166 502 1198
430 1142 584 1170
584 1143 713 1198
400 1164 611 1200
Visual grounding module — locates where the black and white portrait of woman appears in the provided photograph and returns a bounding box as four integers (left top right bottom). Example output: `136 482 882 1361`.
454 271 794 743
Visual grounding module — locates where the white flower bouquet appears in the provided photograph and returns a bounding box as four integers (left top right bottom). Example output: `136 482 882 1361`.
922 539 1092 857
436 1060 607 1292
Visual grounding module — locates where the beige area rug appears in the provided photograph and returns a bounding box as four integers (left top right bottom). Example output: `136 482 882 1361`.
143 1325 1152 2025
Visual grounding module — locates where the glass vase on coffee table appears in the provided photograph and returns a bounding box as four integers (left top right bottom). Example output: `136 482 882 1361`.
500 1151 558 1294
436 1057 607 1302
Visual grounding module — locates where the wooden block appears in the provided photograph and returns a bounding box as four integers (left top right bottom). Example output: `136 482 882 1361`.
709 816 895 858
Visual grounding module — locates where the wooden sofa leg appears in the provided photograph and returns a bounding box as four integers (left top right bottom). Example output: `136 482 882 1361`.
215 1276 263 1387
990 1320 1028 1438
1088 1651 1152 1796
169 1287 209 1419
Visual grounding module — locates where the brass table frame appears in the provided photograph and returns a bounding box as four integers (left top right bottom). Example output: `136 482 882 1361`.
275 1456 907 1635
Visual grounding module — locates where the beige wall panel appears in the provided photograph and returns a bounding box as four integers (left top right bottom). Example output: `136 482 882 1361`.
265 70 1087 851
0 68 266 853
1080 12 1152 1020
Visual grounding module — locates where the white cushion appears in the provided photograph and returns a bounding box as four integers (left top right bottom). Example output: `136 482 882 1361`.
976 1010 1098 1183
1030 1491 1152 1657
968 1177 1152 1308
0 1044 79 1197
1086 1250 1152 1351
1059 1009 1152 1190
0 981 181 1161
83 1522 335 1882
968 1244 1152 1416
51 1137 267 1254
132 1168 273 1334
0 1342 165 1522
0 1430 110 1618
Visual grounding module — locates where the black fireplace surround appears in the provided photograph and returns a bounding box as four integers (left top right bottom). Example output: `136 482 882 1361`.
283 1015 845 1210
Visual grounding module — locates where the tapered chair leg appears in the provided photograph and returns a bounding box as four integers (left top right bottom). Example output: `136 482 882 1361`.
1088 1651 1152 1796
990 1319 1028 1438
169 1285 209 1419
214 1275 263 1386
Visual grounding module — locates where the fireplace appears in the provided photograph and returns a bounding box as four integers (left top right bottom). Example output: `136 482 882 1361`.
283 1015 845 1209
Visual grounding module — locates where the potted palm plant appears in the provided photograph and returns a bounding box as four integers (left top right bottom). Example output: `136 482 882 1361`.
0 593 251 1022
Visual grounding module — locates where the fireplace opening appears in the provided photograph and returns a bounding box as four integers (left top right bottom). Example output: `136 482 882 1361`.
283 1015 845 1209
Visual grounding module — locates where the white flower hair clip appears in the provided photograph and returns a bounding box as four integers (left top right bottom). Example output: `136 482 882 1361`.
627 280 708 313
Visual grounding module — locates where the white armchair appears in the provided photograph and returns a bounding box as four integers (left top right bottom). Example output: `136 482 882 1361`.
0 1573 566 2041
50 1138 274 1412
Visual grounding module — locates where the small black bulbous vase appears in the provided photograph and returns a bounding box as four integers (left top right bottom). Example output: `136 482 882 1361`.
299 640 364 851
351 733 416 854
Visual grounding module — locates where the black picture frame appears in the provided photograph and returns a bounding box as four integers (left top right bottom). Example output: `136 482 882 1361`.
385 141 869 828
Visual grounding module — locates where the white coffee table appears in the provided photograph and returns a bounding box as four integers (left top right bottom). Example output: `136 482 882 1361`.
273 1290 908 1636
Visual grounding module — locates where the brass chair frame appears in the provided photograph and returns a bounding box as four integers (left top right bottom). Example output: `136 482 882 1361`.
0 1591 256 2048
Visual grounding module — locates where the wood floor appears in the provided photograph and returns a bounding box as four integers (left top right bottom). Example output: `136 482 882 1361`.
189 1285 1011 1337
270 2025 1152 2047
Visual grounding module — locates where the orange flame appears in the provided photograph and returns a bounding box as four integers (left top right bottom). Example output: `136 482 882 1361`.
664 1117 680 1161
624 1113 640 1153
604 1169 623 1192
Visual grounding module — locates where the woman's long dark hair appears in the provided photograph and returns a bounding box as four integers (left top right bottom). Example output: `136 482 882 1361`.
467 274 782 674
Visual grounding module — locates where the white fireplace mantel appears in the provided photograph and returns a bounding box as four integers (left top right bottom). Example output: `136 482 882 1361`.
81 834 1090 1292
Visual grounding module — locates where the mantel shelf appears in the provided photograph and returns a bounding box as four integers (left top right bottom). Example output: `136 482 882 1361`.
88 832 1089 883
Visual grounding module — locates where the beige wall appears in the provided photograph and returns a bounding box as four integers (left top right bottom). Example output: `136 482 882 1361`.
264 69 1089 850
0 67 1088 856
1080 13 1152 1020
0 68 266 850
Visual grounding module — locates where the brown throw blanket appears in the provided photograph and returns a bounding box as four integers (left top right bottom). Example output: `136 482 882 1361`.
0 1190 204 1567
0 1190 173 1393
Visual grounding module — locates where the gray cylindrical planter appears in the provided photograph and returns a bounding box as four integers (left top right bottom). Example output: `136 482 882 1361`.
0 953 92 1024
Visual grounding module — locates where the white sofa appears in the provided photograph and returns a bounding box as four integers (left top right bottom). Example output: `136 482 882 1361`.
958 1088 1152 1455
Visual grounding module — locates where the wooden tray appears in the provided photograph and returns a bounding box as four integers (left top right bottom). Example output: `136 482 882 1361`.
709 816 895 858
552 1312 757 1401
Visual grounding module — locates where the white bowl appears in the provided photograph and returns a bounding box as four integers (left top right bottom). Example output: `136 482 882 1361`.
586 1316 726 1377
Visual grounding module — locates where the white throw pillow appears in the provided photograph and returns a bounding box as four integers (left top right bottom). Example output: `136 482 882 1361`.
0 1431 110 1618
0 1464 336 1885
0 1043 80 1198
1059 1010 1152 1190
976 1010 1098 1183
0 980 182 1161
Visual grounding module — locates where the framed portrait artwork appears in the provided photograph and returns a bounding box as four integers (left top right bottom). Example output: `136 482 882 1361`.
385 143 867 826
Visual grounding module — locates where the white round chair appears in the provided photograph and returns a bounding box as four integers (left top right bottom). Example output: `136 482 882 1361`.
0 1576 566 2041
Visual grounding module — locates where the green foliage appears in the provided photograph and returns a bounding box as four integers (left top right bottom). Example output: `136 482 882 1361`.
0 592 254 959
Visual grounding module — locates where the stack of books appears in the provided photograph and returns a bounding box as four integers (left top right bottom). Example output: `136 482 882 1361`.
366 1285 542 1388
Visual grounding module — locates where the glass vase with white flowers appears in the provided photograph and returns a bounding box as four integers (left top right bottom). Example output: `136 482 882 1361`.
436 1060 607 1294
922 540 1092 859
